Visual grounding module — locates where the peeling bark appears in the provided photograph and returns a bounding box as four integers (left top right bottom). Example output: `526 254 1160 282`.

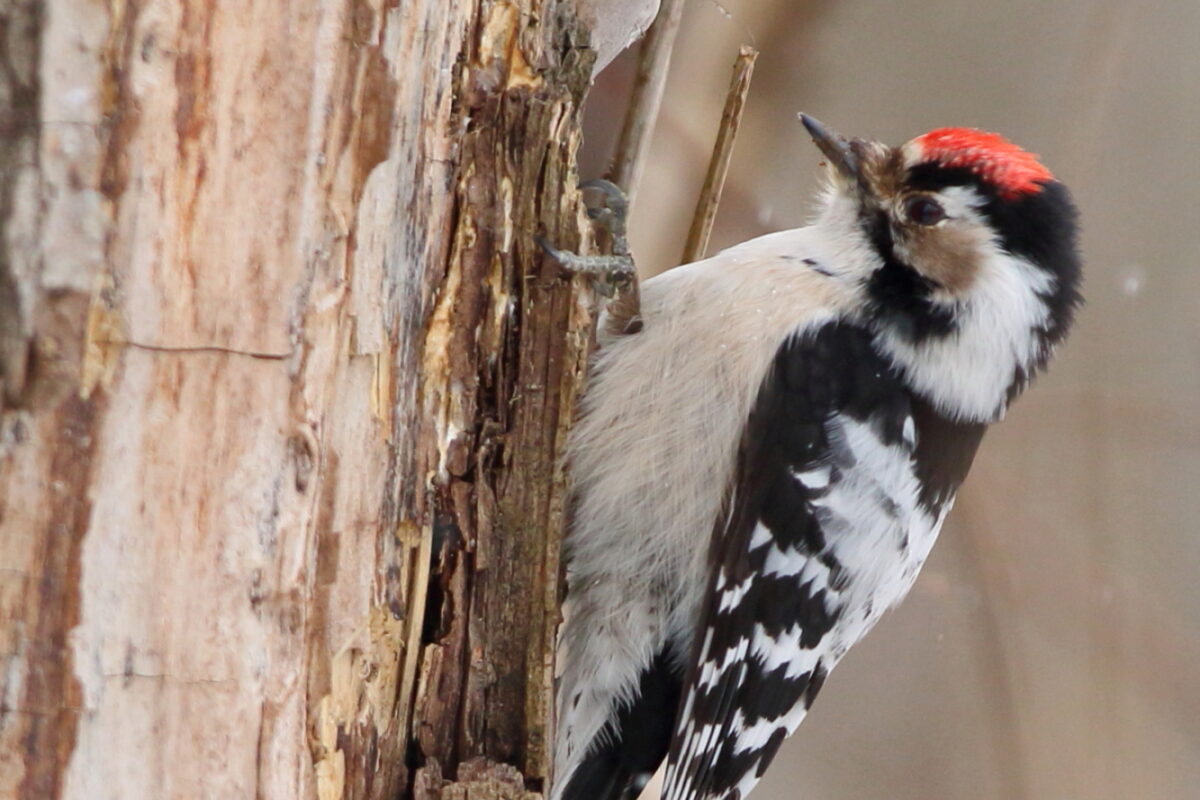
572 0 661 73
0 0 629 798
411 2 598 793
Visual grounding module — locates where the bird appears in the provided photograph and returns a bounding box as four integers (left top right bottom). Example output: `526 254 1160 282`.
550 115 1082 800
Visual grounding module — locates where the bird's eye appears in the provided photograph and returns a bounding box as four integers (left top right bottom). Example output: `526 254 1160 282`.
904 195 946 226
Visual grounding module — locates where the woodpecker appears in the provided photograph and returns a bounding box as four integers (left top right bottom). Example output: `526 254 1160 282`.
552 116 1081 800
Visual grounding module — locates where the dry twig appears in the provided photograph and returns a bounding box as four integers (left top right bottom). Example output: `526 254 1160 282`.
598 1 686 336
607 0 687 201
680 45 758 265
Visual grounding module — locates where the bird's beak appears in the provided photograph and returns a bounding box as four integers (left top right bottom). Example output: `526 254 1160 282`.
799 113 864 186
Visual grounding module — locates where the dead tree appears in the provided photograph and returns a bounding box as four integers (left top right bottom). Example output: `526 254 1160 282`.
0 1 657 797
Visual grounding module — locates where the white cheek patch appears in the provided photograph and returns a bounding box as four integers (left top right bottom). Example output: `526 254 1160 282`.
875 241 1055 423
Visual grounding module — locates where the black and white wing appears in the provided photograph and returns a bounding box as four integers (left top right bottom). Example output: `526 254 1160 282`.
662 321 983 800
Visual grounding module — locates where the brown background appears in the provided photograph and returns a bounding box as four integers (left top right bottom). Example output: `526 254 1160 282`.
581 1 1200 798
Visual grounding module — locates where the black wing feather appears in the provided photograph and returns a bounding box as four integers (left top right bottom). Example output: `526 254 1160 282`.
560 652 684 800
662 322 916 800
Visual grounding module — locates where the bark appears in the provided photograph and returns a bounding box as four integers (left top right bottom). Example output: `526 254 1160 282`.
0 1 631 798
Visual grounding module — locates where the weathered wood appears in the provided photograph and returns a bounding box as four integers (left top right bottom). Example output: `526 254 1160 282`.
0 0 631 797
0 0 472 792
410 1 599 792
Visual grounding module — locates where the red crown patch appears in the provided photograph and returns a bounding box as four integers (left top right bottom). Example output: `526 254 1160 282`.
914 128 1054 199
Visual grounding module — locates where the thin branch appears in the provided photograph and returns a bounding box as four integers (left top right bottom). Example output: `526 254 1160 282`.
680 45 757 265
606 0 686 203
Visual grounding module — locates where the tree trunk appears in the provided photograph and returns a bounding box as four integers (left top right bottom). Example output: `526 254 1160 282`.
0 1 653 798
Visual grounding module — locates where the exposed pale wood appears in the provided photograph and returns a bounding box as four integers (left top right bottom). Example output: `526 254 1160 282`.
680 45 757 265
0 0 649 797
0 0 472 796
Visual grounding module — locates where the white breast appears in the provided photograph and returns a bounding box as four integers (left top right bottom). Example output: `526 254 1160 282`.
566 228 864 645
554 226 875 796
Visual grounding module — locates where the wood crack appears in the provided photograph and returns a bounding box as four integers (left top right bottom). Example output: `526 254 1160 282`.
99 339 292 360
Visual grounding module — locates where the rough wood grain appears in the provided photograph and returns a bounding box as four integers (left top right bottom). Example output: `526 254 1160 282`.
0 0 646 798
410 1 599 793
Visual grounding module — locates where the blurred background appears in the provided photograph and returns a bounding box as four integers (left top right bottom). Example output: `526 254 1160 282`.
580 1 1200 798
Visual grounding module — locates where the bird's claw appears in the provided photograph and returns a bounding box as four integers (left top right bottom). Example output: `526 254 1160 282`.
580 179 630 239
536 236 635 297
538 180 637 297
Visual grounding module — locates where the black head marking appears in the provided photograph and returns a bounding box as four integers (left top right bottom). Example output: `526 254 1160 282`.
860 209 958 344
906 162 1083 355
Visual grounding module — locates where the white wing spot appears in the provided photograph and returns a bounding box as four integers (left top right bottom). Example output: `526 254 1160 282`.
749 623 822 675
733 716 782 753
792 465 831 489
797 558 832 594
718 577 753 612
748 522 773 549
762 545 807 578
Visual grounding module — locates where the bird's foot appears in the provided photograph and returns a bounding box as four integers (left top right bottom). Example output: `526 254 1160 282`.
538 180 637 298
